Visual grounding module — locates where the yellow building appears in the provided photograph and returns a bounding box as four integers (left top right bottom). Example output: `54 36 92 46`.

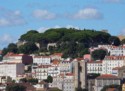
122 83 125 91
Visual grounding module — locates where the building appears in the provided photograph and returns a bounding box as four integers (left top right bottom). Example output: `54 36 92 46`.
0 62 24 80
33 56 51 65
94 74 121 91
49 73 75 91
87 60 102 74
33 65 51 82
102 56 125 74
83 54 91 61
122 83 125 91
48 66 60 77
3 53 33 65
112 66 125 79
90 44 125 56
50 53 63 60
73 58 87 89
59 59 73 73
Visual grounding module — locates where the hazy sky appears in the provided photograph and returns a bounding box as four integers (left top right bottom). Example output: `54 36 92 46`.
0 0 125 49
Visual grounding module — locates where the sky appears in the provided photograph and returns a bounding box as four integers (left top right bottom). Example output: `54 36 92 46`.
0 0 125 49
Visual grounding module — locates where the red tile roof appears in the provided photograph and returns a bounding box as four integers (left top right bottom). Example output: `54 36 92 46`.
38 65 51 68
105 56 125 60
76 58 84 61
52 60 60 65
66 73 74 76
87 60 102 64
112 67 121 70
96 74 119 79
107 88 116 91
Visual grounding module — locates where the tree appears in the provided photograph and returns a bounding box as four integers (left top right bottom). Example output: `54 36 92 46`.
121 38 125 45
91 49 107 60
7 43 18 53
6 83 26 91
0 55 3 61
1 48 8 56
46 75 53 83
18 42 38 54
108 36 120 46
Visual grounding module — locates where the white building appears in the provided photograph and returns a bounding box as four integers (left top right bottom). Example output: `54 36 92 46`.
87 60 102 74
48 66 60 77
33 56 51 65
102 56 125 74
32 64 60 82
33 65 51 82
0 62 24 80
49 73 75 91
90 44 125 56
59 59 73 73
109 46 125 56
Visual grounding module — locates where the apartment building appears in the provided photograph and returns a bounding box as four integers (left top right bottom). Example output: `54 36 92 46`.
0 62 24 80
102 56 125 74
87 60 102 74
33 56 51 65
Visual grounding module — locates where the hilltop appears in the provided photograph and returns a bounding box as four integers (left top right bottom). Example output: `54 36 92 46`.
2 28 121 58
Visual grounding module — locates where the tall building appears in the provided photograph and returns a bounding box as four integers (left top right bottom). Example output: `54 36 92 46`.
73 58 87 89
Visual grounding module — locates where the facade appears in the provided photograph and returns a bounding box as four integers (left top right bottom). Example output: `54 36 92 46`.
112 66 125 79
87 60 102 74
90 44 125 56
33 56 51 65
3 53 33 64
73 58 87 89
50 53 63 60
110 46 125 56
33 65 51 82
48 66 60 77
102 56 125 74
94 74 121 91
0 62 24 80
59 60 73 73
122 83 125 91
49 73 75 91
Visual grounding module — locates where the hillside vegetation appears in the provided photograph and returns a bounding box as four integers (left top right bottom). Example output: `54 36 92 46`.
2 28 121 58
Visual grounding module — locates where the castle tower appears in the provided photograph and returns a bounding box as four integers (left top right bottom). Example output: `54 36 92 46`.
73 59 87 89
80 60 87 89
74 60 79 88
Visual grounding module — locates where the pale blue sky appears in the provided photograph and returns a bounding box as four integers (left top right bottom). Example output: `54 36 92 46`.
0 0 125 49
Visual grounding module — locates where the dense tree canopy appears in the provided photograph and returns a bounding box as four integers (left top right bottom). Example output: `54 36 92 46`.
121 38 125 45
108 36 121 46
2 28 120 58
18 42 38 54
91 49 107 60
6 83 26 91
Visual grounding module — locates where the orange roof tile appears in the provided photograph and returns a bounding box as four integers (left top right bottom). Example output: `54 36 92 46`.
112 67 121 70
66 73 74 76
52 60 60 65
96 74 119 79
107 88 115 91
87 60 102 64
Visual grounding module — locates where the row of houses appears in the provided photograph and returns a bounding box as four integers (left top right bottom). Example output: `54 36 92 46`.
1 44 125 91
